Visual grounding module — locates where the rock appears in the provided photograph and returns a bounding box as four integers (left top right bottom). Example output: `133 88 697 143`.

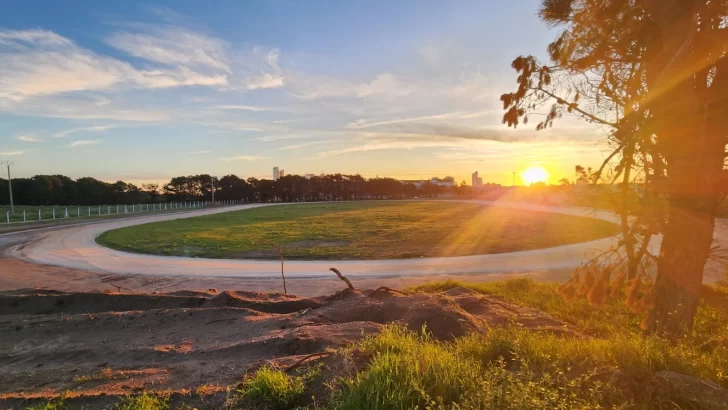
653 371 728 408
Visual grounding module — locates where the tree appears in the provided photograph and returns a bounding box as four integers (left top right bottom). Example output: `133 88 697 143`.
502 0 728 336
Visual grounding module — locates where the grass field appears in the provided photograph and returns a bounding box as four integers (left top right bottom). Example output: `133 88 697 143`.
97 201 620 260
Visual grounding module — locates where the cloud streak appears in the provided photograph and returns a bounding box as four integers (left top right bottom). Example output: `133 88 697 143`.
221 155 267 161
54 125 115 138
0 150 24 156
69 139 100 147
16 135 44 142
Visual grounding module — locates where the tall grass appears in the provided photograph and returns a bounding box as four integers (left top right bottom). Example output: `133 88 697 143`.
332 324 728 409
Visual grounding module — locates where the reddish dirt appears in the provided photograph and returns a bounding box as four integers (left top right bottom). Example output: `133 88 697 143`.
0 286 574 409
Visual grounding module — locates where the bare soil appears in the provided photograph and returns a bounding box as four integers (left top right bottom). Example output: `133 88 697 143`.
0 285 573 409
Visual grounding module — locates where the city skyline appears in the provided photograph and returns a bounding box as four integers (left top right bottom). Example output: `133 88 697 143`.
0 1 609 186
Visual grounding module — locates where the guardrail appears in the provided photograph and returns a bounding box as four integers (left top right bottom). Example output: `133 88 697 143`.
3 199 243 224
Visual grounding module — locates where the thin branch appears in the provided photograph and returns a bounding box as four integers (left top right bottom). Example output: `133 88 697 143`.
535 86 619 127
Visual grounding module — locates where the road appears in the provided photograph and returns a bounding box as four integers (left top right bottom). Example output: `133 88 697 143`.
2 200 725 283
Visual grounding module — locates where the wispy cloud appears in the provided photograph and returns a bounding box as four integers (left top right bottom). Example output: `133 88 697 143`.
69 139 100 148
215 105 270 112
221 155 266 161
278 140 331 150
106 26 231 73
247 72 284 90
346 111 493 129
183 150 210 155
318 140 458 157
54 125 114 138
243 49 284 90
16 135 44 142
293 73 412 100
0 28 230 103
0 150 25 156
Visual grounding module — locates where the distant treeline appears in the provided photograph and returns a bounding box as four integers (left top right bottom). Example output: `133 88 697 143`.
0 174 503 206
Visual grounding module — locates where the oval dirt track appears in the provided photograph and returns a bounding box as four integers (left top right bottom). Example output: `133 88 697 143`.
6 200 664 279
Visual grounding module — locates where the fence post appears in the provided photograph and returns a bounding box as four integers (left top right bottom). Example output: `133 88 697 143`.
52 209 55 219
107 206 110 214
6 211 9 224
88 207 91 216
77 207 80 217
117 205 119 214
98 206 101 216
23 210 26 222
65 208 69 218
39 209 42 221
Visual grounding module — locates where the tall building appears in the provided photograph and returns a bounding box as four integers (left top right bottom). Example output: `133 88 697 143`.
279 169 285 178
471 171 483 188
273 166 279 181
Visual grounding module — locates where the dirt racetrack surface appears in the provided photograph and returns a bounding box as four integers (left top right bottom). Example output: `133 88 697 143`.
0 286 573 408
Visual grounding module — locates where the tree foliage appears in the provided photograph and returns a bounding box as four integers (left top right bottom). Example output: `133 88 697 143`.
502 0 728 336
0 173 472 205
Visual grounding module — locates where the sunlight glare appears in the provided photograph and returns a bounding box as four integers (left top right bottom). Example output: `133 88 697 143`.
521 166 550 185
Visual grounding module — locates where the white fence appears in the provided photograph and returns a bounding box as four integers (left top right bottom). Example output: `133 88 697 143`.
4 199 244 224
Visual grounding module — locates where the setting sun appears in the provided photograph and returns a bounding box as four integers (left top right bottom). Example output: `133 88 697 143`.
521 166 550 185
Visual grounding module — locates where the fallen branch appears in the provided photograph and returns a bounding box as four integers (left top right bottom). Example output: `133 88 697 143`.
371 286 410 296
329 268 354 290
283 351 333 373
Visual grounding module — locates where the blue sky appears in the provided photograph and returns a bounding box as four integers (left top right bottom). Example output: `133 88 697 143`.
0 0 608 185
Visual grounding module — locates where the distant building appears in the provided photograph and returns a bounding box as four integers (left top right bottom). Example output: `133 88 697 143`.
273 167 280 181
304 174 315 179
471 171 483 188
279 169 285 178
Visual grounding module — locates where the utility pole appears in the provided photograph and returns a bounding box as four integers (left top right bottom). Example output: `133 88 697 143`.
2 161 14 214
211 176 215 203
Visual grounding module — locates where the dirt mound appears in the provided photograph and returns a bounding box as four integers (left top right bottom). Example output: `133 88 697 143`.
442 287 578 335
0 286 574 408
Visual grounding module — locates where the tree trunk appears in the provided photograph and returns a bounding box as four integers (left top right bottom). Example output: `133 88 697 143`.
641 3 725 337
646 204 713 335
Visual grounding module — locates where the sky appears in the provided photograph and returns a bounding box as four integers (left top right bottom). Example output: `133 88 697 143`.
0 0 611 186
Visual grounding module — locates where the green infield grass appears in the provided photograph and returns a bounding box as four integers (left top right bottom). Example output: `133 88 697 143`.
97 201 620 260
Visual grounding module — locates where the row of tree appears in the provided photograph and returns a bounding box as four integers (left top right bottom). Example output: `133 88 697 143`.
0 174 498 206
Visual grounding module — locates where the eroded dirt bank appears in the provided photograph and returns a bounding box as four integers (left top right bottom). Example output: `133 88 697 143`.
0 286 572 408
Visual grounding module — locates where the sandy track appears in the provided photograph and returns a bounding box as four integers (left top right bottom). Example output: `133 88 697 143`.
2 200 725 283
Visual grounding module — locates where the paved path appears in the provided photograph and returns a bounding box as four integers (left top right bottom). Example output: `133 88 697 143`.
6 200 672 280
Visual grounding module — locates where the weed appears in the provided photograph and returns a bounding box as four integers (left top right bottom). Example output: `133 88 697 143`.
112 393 169 410
237 365 320 409
25 400 67 410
